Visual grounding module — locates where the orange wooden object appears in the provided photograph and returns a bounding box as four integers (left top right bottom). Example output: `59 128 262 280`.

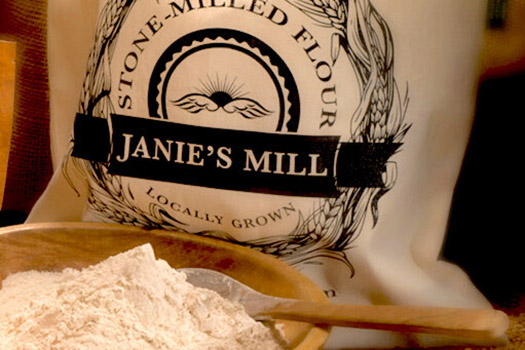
0 41 16 209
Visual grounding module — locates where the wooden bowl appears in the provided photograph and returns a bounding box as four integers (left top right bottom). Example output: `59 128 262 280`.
0 222 330 349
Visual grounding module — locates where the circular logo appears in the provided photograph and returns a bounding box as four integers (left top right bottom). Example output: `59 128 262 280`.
148 28 300 132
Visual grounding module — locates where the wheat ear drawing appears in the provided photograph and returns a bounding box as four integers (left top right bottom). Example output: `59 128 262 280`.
66 0 190 230
265 0 410 272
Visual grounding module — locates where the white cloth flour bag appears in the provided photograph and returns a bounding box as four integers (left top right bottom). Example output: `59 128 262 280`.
29 0 492 348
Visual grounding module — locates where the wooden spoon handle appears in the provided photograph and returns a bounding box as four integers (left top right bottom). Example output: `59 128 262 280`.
263 302 509 341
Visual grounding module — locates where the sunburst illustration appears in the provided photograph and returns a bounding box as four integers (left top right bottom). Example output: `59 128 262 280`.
171 74 273 119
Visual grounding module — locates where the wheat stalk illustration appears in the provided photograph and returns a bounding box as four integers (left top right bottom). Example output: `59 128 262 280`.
248 0 411 272
79 0 137 117
66 0 190 230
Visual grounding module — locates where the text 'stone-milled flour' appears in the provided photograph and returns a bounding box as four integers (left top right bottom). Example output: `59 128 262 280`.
0 244 285 350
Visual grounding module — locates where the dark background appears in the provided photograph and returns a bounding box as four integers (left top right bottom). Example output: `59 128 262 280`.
443 71 524 307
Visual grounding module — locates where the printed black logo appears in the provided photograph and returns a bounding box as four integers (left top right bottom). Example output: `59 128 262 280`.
69 0 411 279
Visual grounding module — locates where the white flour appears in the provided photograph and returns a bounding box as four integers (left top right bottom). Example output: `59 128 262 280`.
0 244 286 350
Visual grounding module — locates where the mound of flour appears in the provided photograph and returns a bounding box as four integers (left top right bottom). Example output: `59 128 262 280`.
0 244 285 350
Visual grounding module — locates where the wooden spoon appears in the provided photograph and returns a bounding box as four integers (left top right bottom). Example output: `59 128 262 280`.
180 268 509 342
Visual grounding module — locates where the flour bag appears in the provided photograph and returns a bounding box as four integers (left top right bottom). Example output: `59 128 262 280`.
29 0 492 348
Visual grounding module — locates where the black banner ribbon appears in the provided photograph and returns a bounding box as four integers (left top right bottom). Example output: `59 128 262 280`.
72 114 400 197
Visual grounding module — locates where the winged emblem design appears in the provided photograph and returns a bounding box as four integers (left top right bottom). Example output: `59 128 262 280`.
171 92 273 119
